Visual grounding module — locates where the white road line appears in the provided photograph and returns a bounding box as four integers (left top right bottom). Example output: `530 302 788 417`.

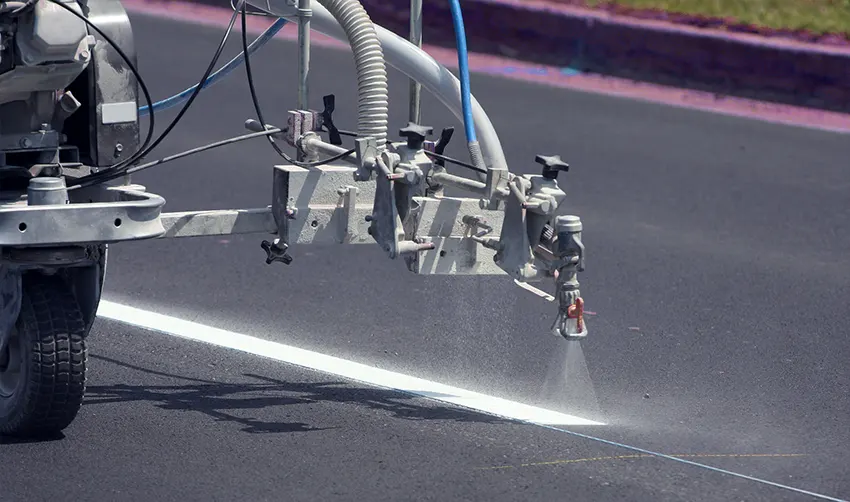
96 300 605 426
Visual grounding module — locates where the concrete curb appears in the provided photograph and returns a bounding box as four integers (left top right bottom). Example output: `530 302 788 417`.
182 0 850 114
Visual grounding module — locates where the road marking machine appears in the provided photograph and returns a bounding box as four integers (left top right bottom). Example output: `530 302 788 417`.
0 0 587 436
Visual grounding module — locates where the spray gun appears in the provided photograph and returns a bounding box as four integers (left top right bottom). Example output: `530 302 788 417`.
551 215 586 339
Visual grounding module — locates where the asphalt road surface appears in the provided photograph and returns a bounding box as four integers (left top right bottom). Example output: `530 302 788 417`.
3 10 850 502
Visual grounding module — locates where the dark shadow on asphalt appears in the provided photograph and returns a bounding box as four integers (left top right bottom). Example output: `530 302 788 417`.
0 432 66 444
85 354 511 433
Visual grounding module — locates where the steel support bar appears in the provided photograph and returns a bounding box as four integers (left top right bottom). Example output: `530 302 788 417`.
158 208 277 238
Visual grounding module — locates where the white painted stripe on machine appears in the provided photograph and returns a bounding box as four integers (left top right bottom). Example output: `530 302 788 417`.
96 300 605 426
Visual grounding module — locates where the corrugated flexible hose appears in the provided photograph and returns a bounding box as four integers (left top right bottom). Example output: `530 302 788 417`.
317 0 389 149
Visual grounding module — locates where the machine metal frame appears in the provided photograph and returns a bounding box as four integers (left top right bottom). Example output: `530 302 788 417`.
0 0 587 437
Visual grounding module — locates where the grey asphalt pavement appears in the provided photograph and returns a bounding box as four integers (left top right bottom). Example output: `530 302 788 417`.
2 11 849 502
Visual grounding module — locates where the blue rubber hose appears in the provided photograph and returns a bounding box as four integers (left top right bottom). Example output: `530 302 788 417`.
139 18 288 116
448 0 476 144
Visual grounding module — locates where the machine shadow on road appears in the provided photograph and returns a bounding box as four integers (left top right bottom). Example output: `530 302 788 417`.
84 354 513 434
0 432 66 444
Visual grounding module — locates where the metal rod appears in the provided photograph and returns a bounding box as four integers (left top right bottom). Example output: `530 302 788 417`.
430 171 486 194
296 0 311 162
301 135 361 167
408 0 423 124
297 0 311 111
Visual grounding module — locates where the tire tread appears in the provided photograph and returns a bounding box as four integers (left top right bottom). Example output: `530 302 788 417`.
0 275 87 436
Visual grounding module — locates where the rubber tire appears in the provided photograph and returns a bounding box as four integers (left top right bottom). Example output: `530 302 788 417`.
0 273 87 438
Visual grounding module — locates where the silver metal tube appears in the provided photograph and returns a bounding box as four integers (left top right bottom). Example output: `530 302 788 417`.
408 0 422 124
246 0 509 173
297 0 311 110
301 134 360 166
430 172 486 194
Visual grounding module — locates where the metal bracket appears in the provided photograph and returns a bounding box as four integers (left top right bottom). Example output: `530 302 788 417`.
262 162 296 264
0 183 165 247
482 165 509 210
354 137 378 181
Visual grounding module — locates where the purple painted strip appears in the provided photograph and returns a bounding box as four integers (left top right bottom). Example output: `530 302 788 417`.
144 0 850 113
122 0 850 134
354 0 850 114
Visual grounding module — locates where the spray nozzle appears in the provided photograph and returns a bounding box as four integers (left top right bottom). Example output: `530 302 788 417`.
551 215 587 340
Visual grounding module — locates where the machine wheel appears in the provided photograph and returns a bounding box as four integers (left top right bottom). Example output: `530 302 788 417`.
0 274 87 438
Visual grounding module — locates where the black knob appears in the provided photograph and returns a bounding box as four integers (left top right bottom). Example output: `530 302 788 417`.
399 122 433 149
535 154 570 180
261 239 293 265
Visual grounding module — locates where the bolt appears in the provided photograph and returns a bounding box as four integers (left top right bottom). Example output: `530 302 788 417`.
40 123 50 131
115 143 124 155
19 138 31 148
80 50 89 59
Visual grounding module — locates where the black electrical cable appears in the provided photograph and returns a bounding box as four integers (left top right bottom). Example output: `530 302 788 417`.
70 128 283 188
46 0 156 173
69 0 247 187
423 150 486 174
240 4 355 167
122 1 242 164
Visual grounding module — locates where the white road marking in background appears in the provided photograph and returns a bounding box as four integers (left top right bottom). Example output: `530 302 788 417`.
96 300 605 426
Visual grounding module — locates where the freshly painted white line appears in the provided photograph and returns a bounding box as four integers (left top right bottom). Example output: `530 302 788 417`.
96 300 605 426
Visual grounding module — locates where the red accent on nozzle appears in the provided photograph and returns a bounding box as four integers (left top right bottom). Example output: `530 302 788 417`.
567 297 584 333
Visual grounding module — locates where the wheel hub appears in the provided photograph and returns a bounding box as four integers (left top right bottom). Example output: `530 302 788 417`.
0 327 21 398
